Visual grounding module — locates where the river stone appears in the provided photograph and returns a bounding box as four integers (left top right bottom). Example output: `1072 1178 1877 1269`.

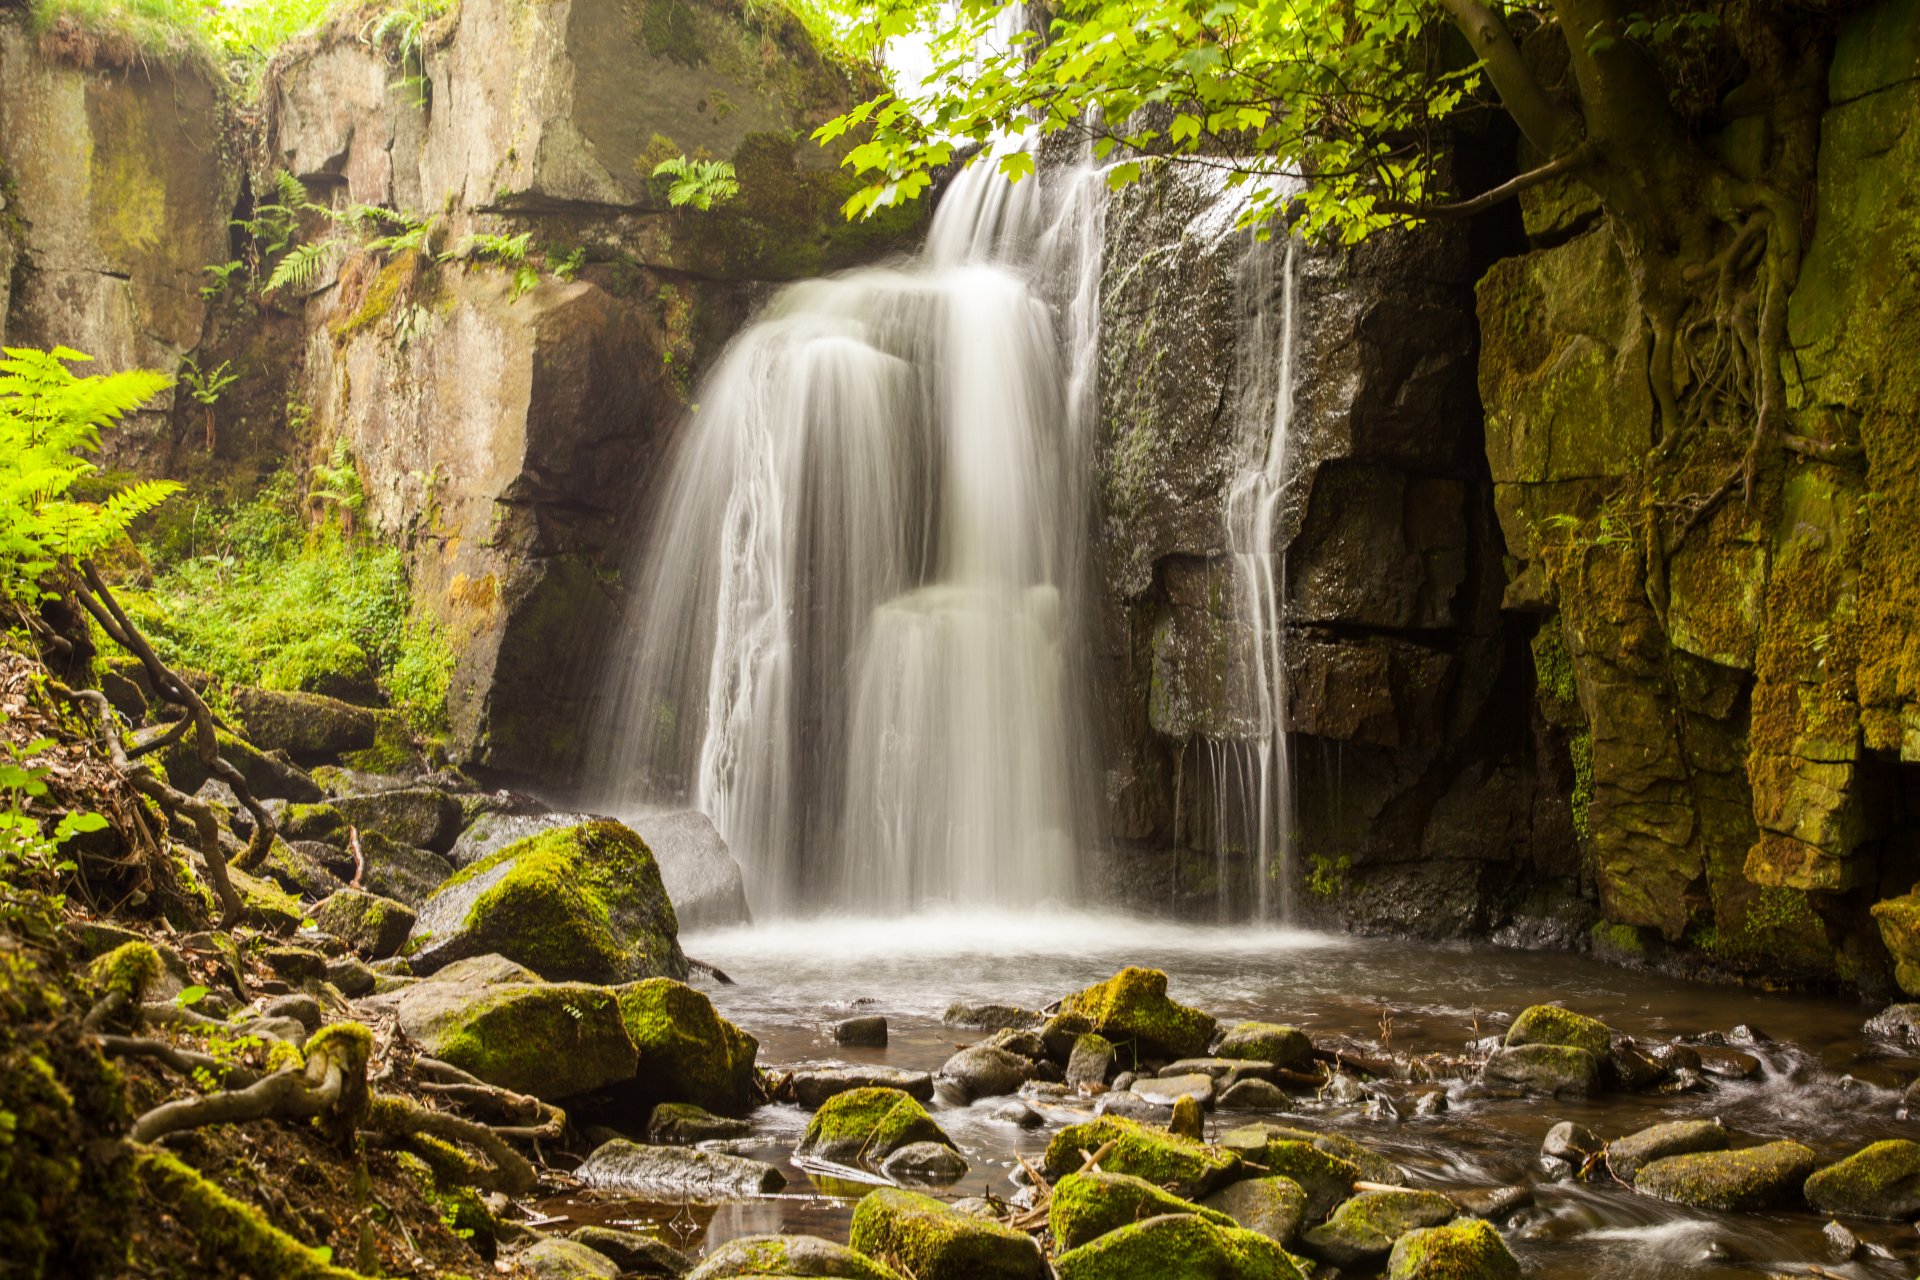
1804 1139 1920 1219
1201 1176 1311 1243
850 1188 1048 1280
568 1227 692 1276
1447 1186 1532 1220
788 1065 935 1107
1043 1116 1240 1199
357 831 455 909
1215 1022 1313 1070
232 686 379 761
409 819 687 984
944 1002 1043 1030
575 1139 785 1198
940 1044 1038 1101
1866 1004 1920 1044
1504 1005 1611 1057
617 979 759 1114
1302 1190 1458 1268
991 1100 1045 1128
981 1027 1050 1061
881 1141 971 1185
1634 1140 1818 1210
258 838 346 900
522 1237 621 1280
1058 967 1217 1059
1049 1171 1235 1250
1606 1118 1728 1183
1053 1212 1307 1280
1219 1078 1290 1109
1222 1123 1403 1188
1387 1219 1521 1280
383 971 638 1100
1132 1072 1215 1106
1480 1044 1600 1096
686 1234 901 1280
1096 1090 1171 1121
796 1087 953 1164
1692 1045 1763 1080
646 1102 753 1145
1604 1036 1666 1090
333 787 463 853
1067 1033 1116 1087
311 888 415 959
833 1015 887 1047
1214 1132 1360 1222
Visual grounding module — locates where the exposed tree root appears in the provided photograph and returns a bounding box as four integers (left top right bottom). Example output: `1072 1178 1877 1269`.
134 1149 366 1280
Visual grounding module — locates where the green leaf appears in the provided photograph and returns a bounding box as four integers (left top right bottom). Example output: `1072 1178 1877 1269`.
176 985 208 1008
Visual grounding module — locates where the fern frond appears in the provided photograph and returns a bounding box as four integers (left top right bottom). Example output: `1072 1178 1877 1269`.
266 240 342 294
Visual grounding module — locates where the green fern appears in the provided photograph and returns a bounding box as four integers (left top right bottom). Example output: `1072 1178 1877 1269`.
0 346 178 601
651 156 740 211
265 239 342 295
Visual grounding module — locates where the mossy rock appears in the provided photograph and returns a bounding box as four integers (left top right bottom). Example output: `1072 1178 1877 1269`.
1049 1171 1235 1250
229 867 306 932
1053 1212 1308 1280
1479 1044 1600 1097
686 1233 906 1279
231 686 378 761
849 1188 1048 1280
615 978 758 1114
1214 1133 1360 1222
1387 1218 1522 1280
410 820 687 985
1803 1139 1920 1219
1504 1005 1610 1057
1201 1176 1311 1244
160 730 323 803
280 802 348 844
1220 1123 1403 1188
1042 1116 1240 1200
1634 1140 1818 1210
1605 1118 1728 1183
257 838 346 900
1059 967 1217 1059
647 1101 753 1144
332 788 463 853
311 888 416 960
1215 1022 1313 1070
1300 1190 1458 1268
522 1236 621 1279
796 1087 952 1164
356 830 456 909
567 1227 692 1277
390 977 638 1100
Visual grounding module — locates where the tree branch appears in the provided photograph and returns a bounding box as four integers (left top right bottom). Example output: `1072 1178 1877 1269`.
1380 143 1594 219
1430 0 1581 156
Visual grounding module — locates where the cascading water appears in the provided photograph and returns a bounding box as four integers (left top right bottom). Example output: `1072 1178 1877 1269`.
589 155 1107 918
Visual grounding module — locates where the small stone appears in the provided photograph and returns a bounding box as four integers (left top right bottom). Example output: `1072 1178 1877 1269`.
1053 1213 1305 1280
991 1100 1044 1128
834 1014 888 1047
1214 1022 1314 1070
324 954 377 997
797 1087 953 1164
941 1044 1040 1101
645 1102 752 1145
521 1237 620 1280
944 1001 1042 1030
1604 1036 1665 1091
788 1064 935 1108
881 1141 971 1185
1170 1094 1205 1140
1110 1071 1137 1092
567 1227 691 1277
1693 1045 1762 1080
1131 1072 1214 1107
1219 1078 1290 1110
1823 1219 1860 1261
262 993 324 1032
1095 1091 1170 1121
1542 1121 1602 1164
261 946 328 983
1505 1005 1611 1056
312 888 416 960
1049 1171 1235 1250
1447 1186 1532 1220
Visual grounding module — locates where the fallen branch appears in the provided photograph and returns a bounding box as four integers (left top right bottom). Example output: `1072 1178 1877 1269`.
365 1095 537 1194
129 1023 371 1145
97 1034 261 1088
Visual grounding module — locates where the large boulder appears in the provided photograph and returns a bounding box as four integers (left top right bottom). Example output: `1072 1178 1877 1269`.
574 1139 785 1198
1387 1219 1521 1280
1053 1213 1307 1280
1804 1139 1920 1219
1605 1119 1728 1183
615 979 758 1114
357 831 455 908
628 810 753 931
1634 1141 1818 1210
1300 1190 1457 1268
1042 1116 1239 1200
795 1087 952 1164
1214 1022 1313 1070
1049 1172 1235 1251
1058 968 1217 1059
849 1188 1048 1280
686 1234 903 1280
333 788 464 853
938 1044 1038 1102
232 687 378 761
409 820 688 984
311 888 415 959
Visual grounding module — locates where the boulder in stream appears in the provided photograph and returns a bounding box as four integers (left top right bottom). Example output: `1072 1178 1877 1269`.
1605 1118 1728 1183
880 1141 971 1185
943 1001 1043 1031
786 1065 935 1108
1219 1078 1290 1110
1387 1218 1522 1280
1201 1176 1311 1244
408 819 688 984
850 1188 1048 1280
939 1044 1039 1101
1048 1171 1235 1250
1221 1123 1403 1188
796 1086 953 1164
574 1138 786 1198
1058 967 1217 1059
1804 1139 1920 1219
1634 1139 1818 1210
1480 1044 1600 1097
1504 1004 1611 1056
646 1102 752 1145
1215 1022 1313 1070
1300 1190 1457 1268
1052 1212 1306 1280
521 1237 621 1280
834 1015 888 1047
1042 1116 1239 1200
1066 1033 1116 1088
1131 1073 1214 1107
617 978 759 1114
686 1233 902 1280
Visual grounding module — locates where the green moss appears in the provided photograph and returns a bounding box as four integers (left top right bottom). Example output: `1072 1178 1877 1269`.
797 1087 951 1164
1530 616 1581 718
614 978 758 1114
1049 1171 1234 1250
331 253 421 345
1054 1212 1308 1280
1058 967 1217 1059
1567 728 1594 842
849 1188 1044 1280
86 940 161 1001
1301 1189 1457 1263
1042 1116 1239 1199
1387 1218 1522 1280
1215 1022 1313 1069
1589 921 1645 958
283 802 346 842
135 1150 362 1279
1633 1140 1818 1210
636 0 705 64
396 1147 497 1255
430 983 638 1099
1504 1004 1610 1056
1804 1139 1920 1219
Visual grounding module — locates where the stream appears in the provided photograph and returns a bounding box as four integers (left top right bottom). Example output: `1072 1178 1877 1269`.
544 913 1919 1277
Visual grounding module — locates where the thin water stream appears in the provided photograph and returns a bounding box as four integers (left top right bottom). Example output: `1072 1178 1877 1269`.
548 916 1918 1278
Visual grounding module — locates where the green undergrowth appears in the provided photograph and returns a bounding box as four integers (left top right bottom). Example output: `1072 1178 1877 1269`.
31 0 338 73
125 464 453 733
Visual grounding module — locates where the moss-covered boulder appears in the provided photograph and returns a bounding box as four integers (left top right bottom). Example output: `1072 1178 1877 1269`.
1218 1125 1374 1219
1871 895 1920 995
311 888 416 960
281 802 348 844
686 1233 904 1279
1042 1116 1239 1200
1634 1140 1818 1210
522 1236 621 1279
1300 1190 1458 1268
1059 968 1217 1059
1053 1213 1308 1280
257 838 346 900
1066 1033 1117 1088
1605 1119 1728 1183
796 1087 953 1164
1049 1171 1236 1250
357 831 456 909
388 972 638 1100
647 1102 752 1145
333 788 463 853
1215 1022 1313 1069
1479 1044 1600 1096
1387 1219 1521 1280
1201 1177 1311 1244
410 820 687 984
160 730 323 803
232 686 379 761
1504 1005 1610 1057
568 1227 691 1277
849 1188 1047 1280
1804 1139 1920 1219
1220 1123 1403 1188
616 978 758 1114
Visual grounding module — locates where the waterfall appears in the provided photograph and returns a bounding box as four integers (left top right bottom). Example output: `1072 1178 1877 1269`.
1217 234 1300 921
590 155 1107 918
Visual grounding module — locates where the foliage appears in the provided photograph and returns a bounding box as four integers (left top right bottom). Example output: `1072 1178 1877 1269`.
0 720 108 940
179 359 238 410
452 232 540 299
0 347 177 604
363 0 453 105
32 0 337 75
651 156 741 212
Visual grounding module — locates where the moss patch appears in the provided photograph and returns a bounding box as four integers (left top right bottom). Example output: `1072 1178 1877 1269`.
796 1087 951 1164
1387 1218 1522 1280
1504 1004 1610 1057
1634 1141 1818 1210
614 978 758 1114
1058 967 1217 1059
1054 1212 1308 1280
1042 1116 1239 1200
1803 1139 1920 1219
1049 1171 1235 1251
849 1187 1045 1280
